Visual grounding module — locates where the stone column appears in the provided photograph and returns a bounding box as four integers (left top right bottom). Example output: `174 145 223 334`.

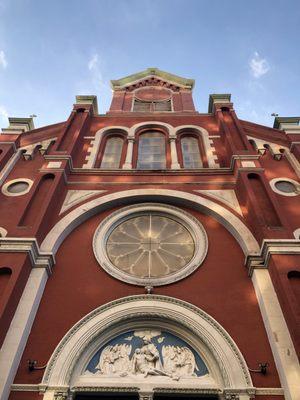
123 138 135 169
169 135 180 169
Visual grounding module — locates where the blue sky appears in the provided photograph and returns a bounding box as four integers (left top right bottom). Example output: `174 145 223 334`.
0 0 299 128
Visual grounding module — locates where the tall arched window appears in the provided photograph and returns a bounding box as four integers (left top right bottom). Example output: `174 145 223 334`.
137 131 166 170
101 137 123 169
181 137 202 168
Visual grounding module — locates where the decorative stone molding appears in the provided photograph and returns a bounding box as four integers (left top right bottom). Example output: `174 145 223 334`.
0 238 55 274
75 95 98 115
174 125 219 168
40 189 260 257
252 269 300 400
246 239 300 275
194 190 243 216
0 227 8 237
111 68 194 91
0 149 22 186
269 177 300 197
92 203 208 286
47 161 62 169
208 94 232 113
1 178 33 197
293 228 300 239
83 126 130 169
20 137 56 159
59 190 106 214
42 295 253 390
1 117 35 134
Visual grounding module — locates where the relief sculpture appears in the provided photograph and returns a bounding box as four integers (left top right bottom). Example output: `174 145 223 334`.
86 330 208 380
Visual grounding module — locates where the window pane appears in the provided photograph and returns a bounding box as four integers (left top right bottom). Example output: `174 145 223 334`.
154 100 171 111
133 100 151 112
181 137 202 168
101 137 123 169
137 131 166 170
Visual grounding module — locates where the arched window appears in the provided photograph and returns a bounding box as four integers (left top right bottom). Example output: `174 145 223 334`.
137 131 166 170
101 137 123 169
181 136 203 168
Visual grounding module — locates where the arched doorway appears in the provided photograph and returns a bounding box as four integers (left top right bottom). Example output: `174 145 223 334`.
41 295 253 400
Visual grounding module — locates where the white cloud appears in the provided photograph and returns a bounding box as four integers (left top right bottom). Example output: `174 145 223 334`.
0 50 7 69
0 105 8 125
88 54 98 71
249 52 270 78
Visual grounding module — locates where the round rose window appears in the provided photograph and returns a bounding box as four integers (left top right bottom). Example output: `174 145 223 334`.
93 204 208 286
106 214 194 279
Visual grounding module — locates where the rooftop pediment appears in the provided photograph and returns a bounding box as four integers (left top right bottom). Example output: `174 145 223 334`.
111 67 195 91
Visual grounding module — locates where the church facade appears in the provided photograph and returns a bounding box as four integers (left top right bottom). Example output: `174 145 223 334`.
0 68 299 400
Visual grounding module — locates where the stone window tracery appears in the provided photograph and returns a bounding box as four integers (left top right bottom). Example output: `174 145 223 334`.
93 203 208 286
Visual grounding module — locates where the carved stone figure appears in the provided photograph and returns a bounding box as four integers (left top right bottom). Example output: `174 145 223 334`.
132 348 170 378
162 345 198 377
96 343 131 376
91 331 202 380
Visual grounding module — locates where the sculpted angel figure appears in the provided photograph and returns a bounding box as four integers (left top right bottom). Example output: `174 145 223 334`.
96 343 131 375
162 345 198 377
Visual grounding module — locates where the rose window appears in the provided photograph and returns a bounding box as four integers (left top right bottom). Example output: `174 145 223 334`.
106 214 194 279
93 203 208 286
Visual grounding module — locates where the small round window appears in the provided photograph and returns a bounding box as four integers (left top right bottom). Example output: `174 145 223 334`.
275 181 297 193
93 203 208 286
1 179 33 196
270 178 299 197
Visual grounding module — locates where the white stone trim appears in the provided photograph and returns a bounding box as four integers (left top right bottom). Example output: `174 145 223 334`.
194 190 243 216
174 125 219 168
83 126 130 169
92 203 208 286
47 162 62 169
0 269 48 400
1 178 33 197
241 161 256 168
269 177 300 197
40 189 260 257
0 149 22 187
252 269 300 400
293 228 300 239
0 237 55 273
59 190 106 215
0 227 7 237
42 295 253 391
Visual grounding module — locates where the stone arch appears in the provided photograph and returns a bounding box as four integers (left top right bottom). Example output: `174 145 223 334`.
40 189 259 257
174 125 218 168
129 121 175 138
42 295 253 395
83 126 130 169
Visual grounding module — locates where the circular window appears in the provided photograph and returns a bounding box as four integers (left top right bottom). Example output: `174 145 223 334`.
93 204 208 286
270 178 300 197
275 180 297 193
1 179 33 197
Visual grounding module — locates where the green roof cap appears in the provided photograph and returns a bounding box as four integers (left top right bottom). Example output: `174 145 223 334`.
111 68 195 90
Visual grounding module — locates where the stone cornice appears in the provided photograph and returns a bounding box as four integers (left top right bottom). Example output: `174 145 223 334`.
0 238 55 274
247 239 300 275
111 68 194 90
